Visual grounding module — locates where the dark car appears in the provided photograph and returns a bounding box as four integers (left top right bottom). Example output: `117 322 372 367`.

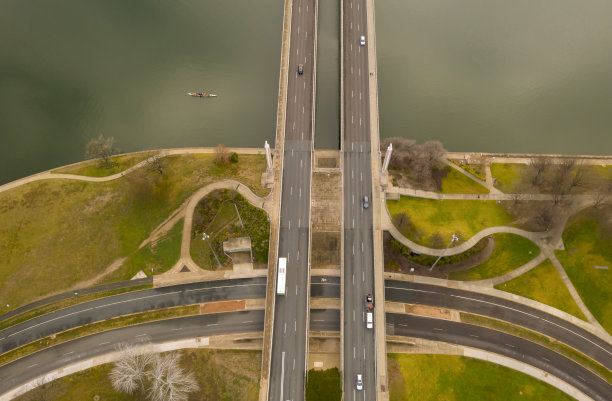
298 64 304 75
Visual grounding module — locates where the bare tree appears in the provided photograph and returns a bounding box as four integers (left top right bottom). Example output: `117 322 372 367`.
568 164 588 192
528 157 550 187
593 174 612 208
86 134 118 168
110 345 154 395
147 353 198 401
109 346 198 401
214 144 231 165
146 153 165 176
429 232 445 248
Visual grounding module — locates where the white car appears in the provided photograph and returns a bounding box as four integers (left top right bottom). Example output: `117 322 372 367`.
366 312 373 329
360 35 366 46
356 374 363 390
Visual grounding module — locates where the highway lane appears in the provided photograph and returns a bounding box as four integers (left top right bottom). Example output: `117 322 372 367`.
342 0 376 399
0 277 267 355
311 276 340 298
0 310 265 397
268 0 316 399
385 280 612 371
388 313 612 401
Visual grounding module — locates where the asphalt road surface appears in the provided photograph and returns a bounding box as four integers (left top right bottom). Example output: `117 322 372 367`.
385 280 612 371
268 0 316 399
388 313 612 401
311 276 340 298
0 310 265 397
0 277 266 355
342 0 376 399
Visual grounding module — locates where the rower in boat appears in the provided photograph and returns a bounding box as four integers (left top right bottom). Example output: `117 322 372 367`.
187 92 217 97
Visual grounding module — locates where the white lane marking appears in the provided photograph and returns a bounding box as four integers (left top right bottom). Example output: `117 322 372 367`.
351 66 353 74
578 376 587 382
364 348 366 359
505 343 515 348
299 188 302 197
302 106 304 114
360 117 362 126
284 323 287 333
296 285 298 295
351 22 352 28
297 48 299 55
99 341 111 346
352 218 355 228
301 131 304 140
352 194 354 204
297 250 300 260
171 327 183 331
293 122 295 131
293 359 296 371
291 148 294 157
352 115 354 124
433 328 443 331
64 351 74 356
353 347 356 358
352 90 354 98
300 159 303 168
306 31 308 38
295 320 297 331
299 6 301 13
281 352 286 401
351 43 353 51
352 274 355 285
358 3 360 10
27 364 38 369
242 321 253 324
290 186 293 196
303 81 305 89
361 242 364 252
361 172 363 181
398 324 408 327
207 323 219 327
294 95 296 103
289 220 291 230
353 244 355 255
363 271 365 281
360 92 362 100
360 144 363 152
298 218 301 226
353 309 355 321
136 333 148 337
351 2 353 9
352 143 354 151
469 334 479 338
297 27 299 35
542 357 550 362
359 68 361 76
352 170 354 179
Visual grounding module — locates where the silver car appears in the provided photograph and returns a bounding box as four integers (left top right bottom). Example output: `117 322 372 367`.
356 374 363 390
360 35 366 46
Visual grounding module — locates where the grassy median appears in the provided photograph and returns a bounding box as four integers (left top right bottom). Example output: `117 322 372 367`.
0 306 199 368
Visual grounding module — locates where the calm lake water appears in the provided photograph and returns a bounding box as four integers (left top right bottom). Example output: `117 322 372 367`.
376 0 612 155
0 0 283 184
2 1 612 184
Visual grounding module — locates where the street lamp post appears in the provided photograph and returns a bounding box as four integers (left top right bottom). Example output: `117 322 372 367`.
203 232 222 269
429 234 459 271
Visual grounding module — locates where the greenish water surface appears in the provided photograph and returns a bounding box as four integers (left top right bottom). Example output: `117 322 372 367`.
377 0 612 155
0 0 283 184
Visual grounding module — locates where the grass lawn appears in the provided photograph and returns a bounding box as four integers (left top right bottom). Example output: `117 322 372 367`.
388 353 574 401
52 152 155 177
449 160 486 181
440 167 489 195
191 190 270 270
102 218 184 282
495 260 586 320
449 234 540 281
14 349 261 401
490 163 529 193
386 196 512 247
0 153 268 310
306 368 342 401
556 206 612 333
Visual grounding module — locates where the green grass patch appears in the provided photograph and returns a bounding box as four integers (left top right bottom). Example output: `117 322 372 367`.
490 163 529 193
386 196 512 247
556 206 612 334
0 305 200 367
103 218 184 282
495 260 586 320
0 153 268 310
14 349 261 401
0 283 151 332
52 152 155 177
450 234 540 281
440 167 489 195
191 190 270 269
449 160 486 181
388 353 575 401
460 313 612 384
306 368 342 401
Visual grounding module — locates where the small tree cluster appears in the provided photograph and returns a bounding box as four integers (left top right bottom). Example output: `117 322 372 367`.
85 134 119 168
110 345 198 401
381 137 447 189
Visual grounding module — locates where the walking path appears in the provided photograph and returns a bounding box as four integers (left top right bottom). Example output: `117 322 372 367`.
381 163 612 342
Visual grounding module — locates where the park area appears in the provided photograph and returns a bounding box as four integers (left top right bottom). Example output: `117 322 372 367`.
0 152 268 311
